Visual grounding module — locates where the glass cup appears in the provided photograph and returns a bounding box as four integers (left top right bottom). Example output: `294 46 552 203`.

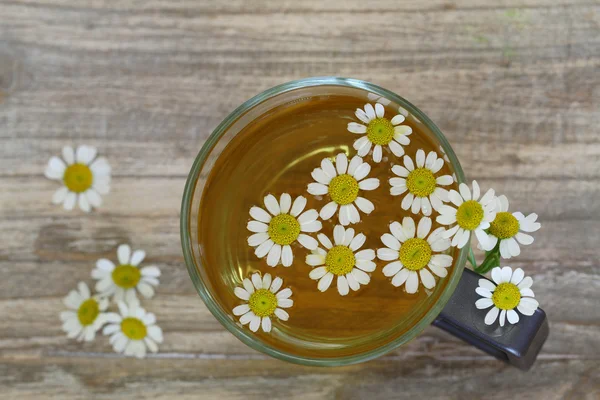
180 77 548 369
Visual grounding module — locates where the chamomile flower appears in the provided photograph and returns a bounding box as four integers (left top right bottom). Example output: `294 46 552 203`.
436 180 497 249
348 103 412 163
377 217 453 294
233 273 293 333
60 282 110 342
475 266 539 327
481 195 542 259
44 145 111 212
307 153 379 226
306 225 376 296
92 244 161 303
389 149 453 216
247 193 322 267
103 299 163 358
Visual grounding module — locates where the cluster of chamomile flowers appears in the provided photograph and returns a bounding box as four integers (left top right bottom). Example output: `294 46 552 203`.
236 102 542 333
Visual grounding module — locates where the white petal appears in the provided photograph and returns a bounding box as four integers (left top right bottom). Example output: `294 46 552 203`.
349 233 366 251
129 250 145 267
430 254 453 268
76 145 97 165
430 158 444 173
474 228 491 249
448 190 463 207
374 102 385 118
274 308 289 321
354 136 372 156
475 298 494 309
137 282 155 298
347 122 367 134
319 201 338 220
520 288 535 297
251 274 263 290
248 232 269 247
391 269 410 287
356 260 376 272
419 269 436 289
300 220 322 233
518 276 533 289
491 267 503 285
239 311 254 325
499 309 506 327
480 188 496 206
52 187 69 205
63 192 77 210
388 140 405 157
297 234 318 250
364 103 376 120
264 194 281 216
394 125 412 139
45 156 66 179
333 225 345 245
507 309 520 324
243 278 255 294
392 165 410 177
347 204 360 224
381 233 400 251
336 153 348 175
390 221 408 242
261 316 272 332
317 233 333 249
478 279 496 291
248 221 268 233
62 146 75 165
391 114 405 125
417 217 432 239
276 288 292 300
346 273 360 291
290 196 307 217
475 287 492 298
403 155 415 171
250 206 272 223
402 217 416 239
311 168 332 185
270 277 283 293
416 149 425 168
78 194 91 213
436 175 453 186
342 228 355 246
428 263 448 278
355 249 375 261
281 245 293 267
377 248 398 261
457 229 471 249
485 307 500 325
337 276 349 296
321 158 337 178
233 304 250 316
405 271 419 294
353 163 371 181
358 178 379 191
279 193 292 214
117 244 131 265
318 273 334 292
459 183 471 201
507 237 521 257
84 189 102 208
373 145 382 163
410 196 421 215
515 232 534 245
262 273 272 289
249 315 261 332
420 196 432 217
348 155 363 175
355 108 370 124
382 261 403 277
298 209 318 225
309 266 328 279
306 253 326 267
352 268 370 285
307 183 328 196
89 157 111 177
500 266 513 283
267 244 282 267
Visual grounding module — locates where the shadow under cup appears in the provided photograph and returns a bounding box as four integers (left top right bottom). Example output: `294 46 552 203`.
180 77 468 366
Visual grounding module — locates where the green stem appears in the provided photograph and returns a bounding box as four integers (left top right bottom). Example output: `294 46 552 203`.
474 242 501 274
467 247 478 268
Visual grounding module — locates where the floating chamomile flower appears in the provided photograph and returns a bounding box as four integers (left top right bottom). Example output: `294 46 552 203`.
475 266 539 327
347 103 412 163
60 282 110 342
377 217 453 294
103 299 163 358
92 244 161 303
389 149 453 216
481 195 541 259
247 193 322 267
44 145 111 212
233 273 293 333
307 153 379 226
436 180 497 249
306 225 376 296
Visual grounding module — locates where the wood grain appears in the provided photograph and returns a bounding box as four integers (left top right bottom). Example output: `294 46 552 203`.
0 0 599 399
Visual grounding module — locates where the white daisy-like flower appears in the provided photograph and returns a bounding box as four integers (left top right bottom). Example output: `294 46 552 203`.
60 282 110 342
247 193 321 267
92 244 161 303
44 145 111 212
481 195 542 259
232 273 293 333
377 217 453 294
103 299 163 358
475 266 539 327
436 180 497 249
389 149 454 216
307 153 380 226
347 102 412 163
306 225 376 296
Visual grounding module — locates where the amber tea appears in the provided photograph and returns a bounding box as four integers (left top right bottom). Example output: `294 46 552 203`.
197 91 459 359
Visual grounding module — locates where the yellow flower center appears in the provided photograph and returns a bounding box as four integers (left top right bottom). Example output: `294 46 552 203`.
328 174 359 205
456 200 484 231
248 289 278 317
399 238 432 271
489 212 520 239
492 282 521 310
267 214 300 245
367 117 394 145
325 245 356 275
77 298 100 326
121 317 147 340
112 265 141 289
63 163 93 193
406 168 437 197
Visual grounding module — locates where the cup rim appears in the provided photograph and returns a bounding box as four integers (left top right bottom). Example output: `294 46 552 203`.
180 76 467 366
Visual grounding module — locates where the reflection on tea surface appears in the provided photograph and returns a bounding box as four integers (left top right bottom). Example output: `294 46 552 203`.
198 92 459 358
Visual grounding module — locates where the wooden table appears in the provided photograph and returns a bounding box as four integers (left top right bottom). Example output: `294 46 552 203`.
1 1 599 398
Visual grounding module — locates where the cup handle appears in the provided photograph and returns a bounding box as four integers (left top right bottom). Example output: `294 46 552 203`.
433 268 548 370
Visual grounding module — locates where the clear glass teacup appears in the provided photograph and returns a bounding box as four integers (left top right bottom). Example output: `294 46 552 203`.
180 77 547 368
